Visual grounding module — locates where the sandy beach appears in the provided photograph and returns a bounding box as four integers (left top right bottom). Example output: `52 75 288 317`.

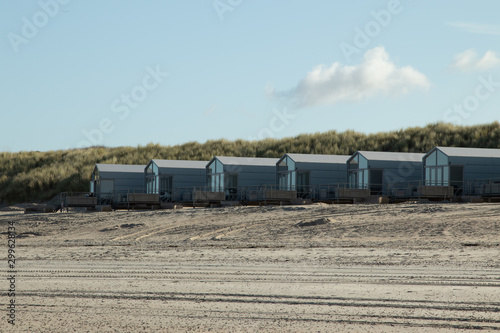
1 202 500 332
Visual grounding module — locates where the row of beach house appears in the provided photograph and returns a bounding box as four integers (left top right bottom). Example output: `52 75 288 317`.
85 146 500 207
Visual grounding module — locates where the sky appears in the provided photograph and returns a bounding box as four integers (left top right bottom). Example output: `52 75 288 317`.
1 0 500 152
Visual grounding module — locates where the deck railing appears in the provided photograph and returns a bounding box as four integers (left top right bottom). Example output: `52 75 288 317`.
46 177 500 210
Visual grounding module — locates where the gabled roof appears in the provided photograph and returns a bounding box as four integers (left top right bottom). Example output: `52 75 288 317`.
355 151 424 162
213 156 278 167
434 146 500 158
151 159 208 169
284 153 350 164
95 164 145 173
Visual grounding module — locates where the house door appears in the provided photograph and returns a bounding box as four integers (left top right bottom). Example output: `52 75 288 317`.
225 173 238 199
296 171 310 197
159 176 173 195
450 165 464 194
99 179 114 202
100 180 114 194
370 169 383 195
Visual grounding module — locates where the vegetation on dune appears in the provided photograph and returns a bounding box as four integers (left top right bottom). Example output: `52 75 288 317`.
1 122 500 204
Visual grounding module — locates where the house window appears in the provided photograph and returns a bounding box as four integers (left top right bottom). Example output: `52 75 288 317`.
145 162 157 194
93 169 99 181
207 159 225 192
425 166 449 186
424 150 450 186
277 156 297 190
348 154 369 189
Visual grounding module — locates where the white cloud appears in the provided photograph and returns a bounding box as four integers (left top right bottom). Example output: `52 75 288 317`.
451 49 500 72
268 47 430 108
448 22 500 36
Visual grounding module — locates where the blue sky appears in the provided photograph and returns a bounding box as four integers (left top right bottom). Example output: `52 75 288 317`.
1 1 500 152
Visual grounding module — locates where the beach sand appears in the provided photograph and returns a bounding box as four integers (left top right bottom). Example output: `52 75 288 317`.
1 202 499 332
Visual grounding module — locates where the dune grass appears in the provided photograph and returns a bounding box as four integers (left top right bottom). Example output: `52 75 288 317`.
1 122 499 204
